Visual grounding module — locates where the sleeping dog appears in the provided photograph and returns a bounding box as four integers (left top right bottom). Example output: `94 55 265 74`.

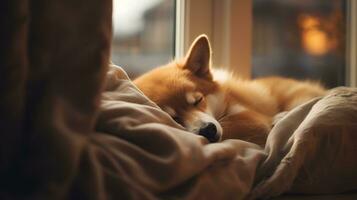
134 35 326 146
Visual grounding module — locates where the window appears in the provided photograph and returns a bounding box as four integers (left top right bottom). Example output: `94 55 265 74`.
347 0 357 87
112 0 175 78
114 0 355 87
252 0 347 88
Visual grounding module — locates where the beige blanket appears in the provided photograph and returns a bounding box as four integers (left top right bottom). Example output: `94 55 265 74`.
252 87 357 199
3 1 356 198
96 65 357 199
96 65 264 199
4 2 265 198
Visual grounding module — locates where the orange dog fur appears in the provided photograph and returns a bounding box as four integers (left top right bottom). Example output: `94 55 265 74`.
134 35 326 146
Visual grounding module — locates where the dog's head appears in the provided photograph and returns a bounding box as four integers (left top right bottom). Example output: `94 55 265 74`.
134 35 224 142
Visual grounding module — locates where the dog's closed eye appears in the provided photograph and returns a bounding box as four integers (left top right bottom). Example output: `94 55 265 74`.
193 96 203 106
187 92 204 106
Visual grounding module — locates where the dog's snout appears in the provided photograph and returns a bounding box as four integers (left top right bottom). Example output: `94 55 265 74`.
198 122 219 142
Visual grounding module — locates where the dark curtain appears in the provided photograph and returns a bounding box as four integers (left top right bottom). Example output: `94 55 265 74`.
0 0 112 198
3 1 357 199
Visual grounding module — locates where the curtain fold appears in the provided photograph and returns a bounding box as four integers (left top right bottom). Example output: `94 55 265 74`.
0 0 29 190
3 1 356 199
0 0 112 198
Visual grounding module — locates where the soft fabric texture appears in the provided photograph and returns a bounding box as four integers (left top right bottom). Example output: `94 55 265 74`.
0 0 112 198
96 65 357 199
252 87 357 198
2 1 357 199
96 65 265 199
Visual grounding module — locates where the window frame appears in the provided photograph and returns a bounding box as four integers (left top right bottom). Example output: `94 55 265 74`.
175 0 186 59
347 0 357 87
176 0 356 84
175 0 252 78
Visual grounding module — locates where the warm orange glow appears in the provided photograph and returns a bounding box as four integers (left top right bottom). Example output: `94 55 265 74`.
303 29 329 55
299 15 329 56
300 16 319 29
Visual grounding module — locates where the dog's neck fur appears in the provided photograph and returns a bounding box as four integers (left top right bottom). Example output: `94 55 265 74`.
212 69 279 118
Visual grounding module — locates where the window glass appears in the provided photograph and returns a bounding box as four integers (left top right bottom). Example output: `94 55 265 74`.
253 0 346 87
112 0 175 78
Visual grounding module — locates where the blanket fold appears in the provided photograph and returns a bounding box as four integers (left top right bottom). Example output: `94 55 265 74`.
96 65 266 199
252 87 357 199
2 1 357 197
97 66 357 199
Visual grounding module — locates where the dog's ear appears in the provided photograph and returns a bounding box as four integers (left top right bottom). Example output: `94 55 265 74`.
183 34 212 78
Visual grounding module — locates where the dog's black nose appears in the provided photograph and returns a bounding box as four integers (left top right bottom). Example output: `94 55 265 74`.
198 122 219 142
